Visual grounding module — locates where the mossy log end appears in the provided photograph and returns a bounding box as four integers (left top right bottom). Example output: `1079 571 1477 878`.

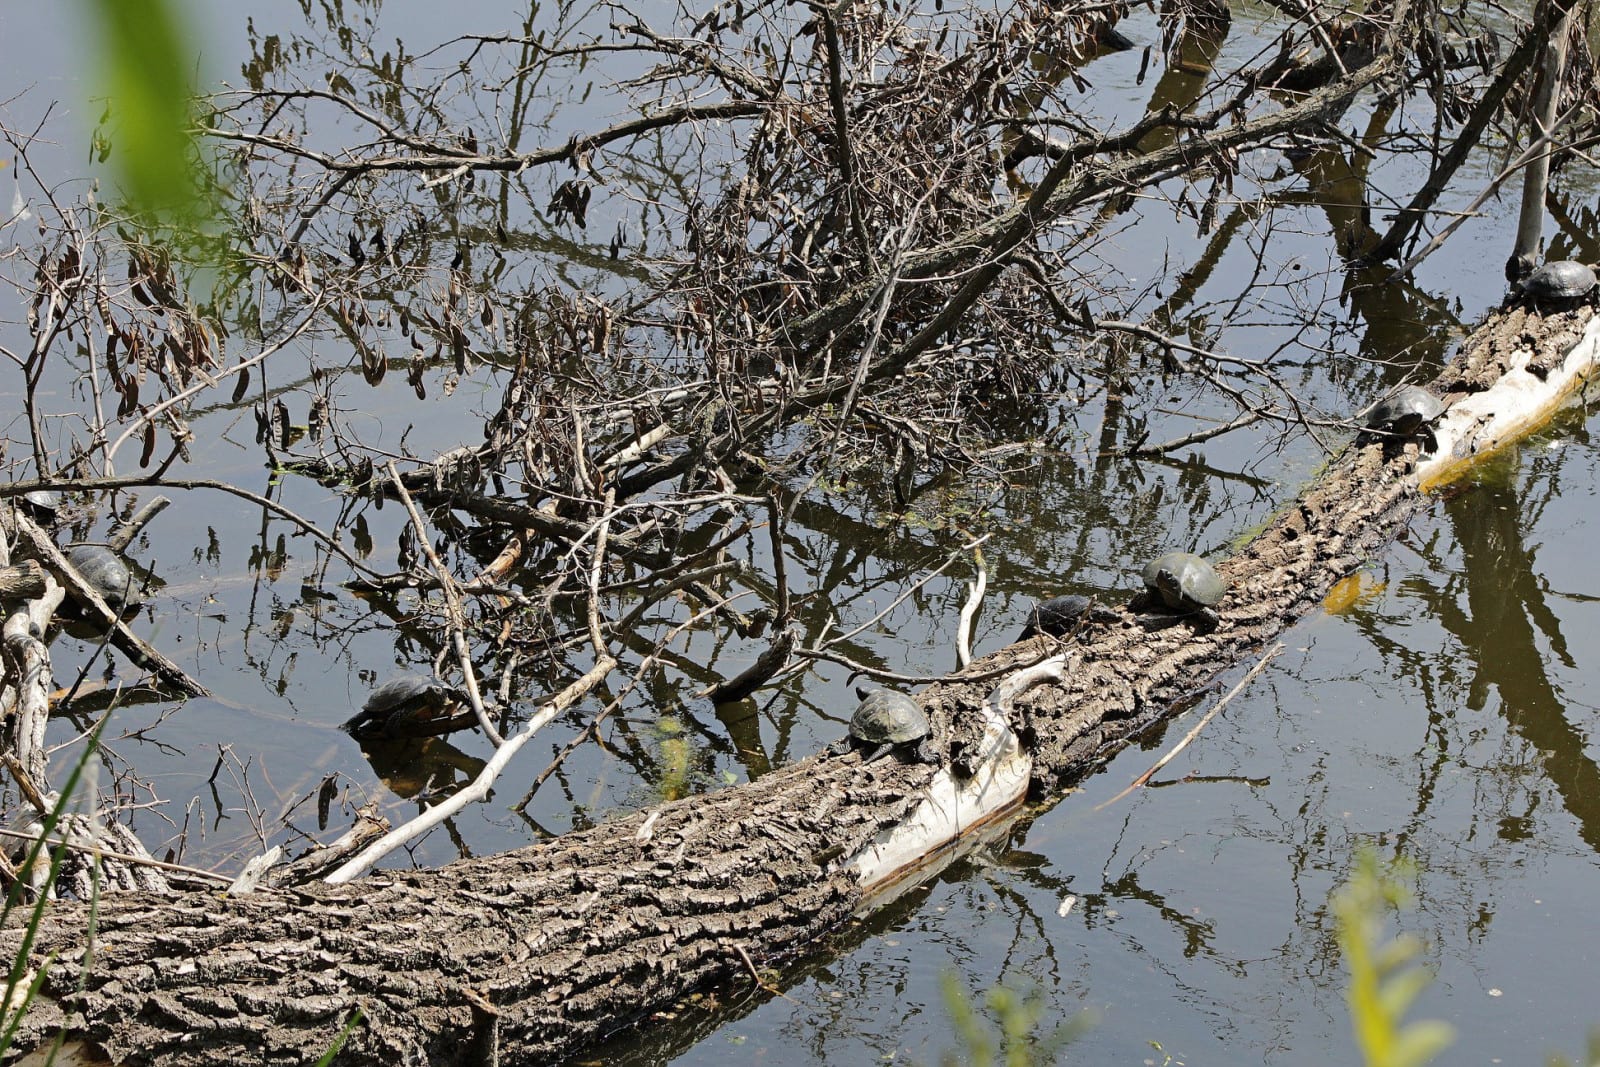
3 307 1596 1066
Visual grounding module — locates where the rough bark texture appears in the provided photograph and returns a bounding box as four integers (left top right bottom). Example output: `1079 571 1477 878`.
0 562 46 601
1438 302 1596 385
2 305 1587 1066
4 749 926 1065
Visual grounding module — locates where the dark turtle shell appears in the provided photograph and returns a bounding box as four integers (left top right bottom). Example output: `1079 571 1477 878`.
1142 551 1226 612
1523 260 1597 302
1361 385 1445 438
343 674 474 740
1019 594 1091 640
65 545 140 610
848 689 929 748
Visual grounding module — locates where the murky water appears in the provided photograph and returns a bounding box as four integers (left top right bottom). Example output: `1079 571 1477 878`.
3 1 1599 1064
622 408 1600 1066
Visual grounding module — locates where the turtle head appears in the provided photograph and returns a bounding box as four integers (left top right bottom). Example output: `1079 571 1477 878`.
1155 567 1185 605
1505 251 1536 286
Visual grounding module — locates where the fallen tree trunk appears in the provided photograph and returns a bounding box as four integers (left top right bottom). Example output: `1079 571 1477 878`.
3 304 1597 1065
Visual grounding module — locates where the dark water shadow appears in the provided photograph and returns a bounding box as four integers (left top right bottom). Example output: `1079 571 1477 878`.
1433 421 1600 855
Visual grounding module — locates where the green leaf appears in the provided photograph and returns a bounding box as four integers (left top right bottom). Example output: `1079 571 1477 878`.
315 1007 364 1066
84 0 214 229
1334 847 1455 1067
1375 967 1435 1019
1388 1021 1456 1067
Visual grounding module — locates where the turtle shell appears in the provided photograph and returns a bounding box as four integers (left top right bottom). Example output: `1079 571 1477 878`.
66 545 140 610
1020 594 1092 639
1141 551 1226 612
848 689 929 747
1362 385 1444 437
344 674 472 740
1524 260 1597 301
21 489 62 517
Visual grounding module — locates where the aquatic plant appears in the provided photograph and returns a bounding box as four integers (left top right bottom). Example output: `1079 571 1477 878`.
1333 849 1454 1067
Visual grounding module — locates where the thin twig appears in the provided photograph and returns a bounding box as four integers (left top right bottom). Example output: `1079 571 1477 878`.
586 488 615 655
816 537 984 653
201 100 765 176
0 827 232 884
385 461 500 745
1130 412 1266 457
102 307 321 471
612 559 744 634
518 597 730 811
815 4 871 257
0 475 390 580
1391 103 1585 280
766 496 791 625
324 655 617 883
106 495 172 553
1094 642 1284 811
733 942 798 1003
12 514 209 697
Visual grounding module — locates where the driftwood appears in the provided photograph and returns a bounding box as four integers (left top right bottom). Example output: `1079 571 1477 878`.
0 562 46 602
1 304 1596 1064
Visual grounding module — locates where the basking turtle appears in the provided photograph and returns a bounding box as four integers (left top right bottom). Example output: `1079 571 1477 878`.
1019 594 1090 640
1139 551 1226 630
19 489 62 521
848 687 934 764
1518 260 1597 309
65 544 141 611
1018 594 1118 640
343 674 478 741
1358 385 1445 453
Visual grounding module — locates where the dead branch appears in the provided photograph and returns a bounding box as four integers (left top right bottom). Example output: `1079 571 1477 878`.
9 514 208 698
1096 641 1285 810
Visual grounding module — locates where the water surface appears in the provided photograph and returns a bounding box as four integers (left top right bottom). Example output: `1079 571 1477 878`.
3 3 1599 1064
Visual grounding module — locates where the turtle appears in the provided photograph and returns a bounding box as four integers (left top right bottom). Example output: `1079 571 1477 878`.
1018 594 1120 640
19 489 62 521
65 544 141 611
847 687 935 764
1139 551 1226 630
1019 594 1091 640
1358 385 1445 453
342 674 478 741
1518 259 1597 309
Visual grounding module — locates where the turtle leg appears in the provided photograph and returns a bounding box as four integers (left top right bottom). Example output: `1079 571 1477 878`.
862 743 895 764
1134 610 1184 631
1128 589 1164 619
1136 608 1219 632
